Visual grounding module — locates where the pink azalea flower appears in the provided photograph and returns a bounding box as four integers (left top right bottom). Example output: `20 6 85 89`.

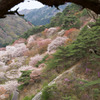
85 68 91 73
98 72 100 78
64 78 70 82
79 81 84 84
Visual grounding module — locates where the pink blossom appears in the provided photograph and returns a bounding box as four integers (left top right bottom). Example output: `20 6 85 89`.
29 54 43 67
64 78 70 82
37 39 51 47
85 68 92 73
47 36 68 52
98 72 100 78
79 81 84 84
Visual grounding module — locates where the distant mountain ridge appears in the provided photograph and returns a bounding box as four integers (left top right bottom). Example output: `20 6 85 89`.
20 4 67 26
0 15 33 47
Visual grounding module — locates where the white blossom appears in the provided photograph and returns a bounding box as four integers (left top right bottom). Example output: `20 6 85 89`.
18 65 34 71
6 43 29 58
0 72 5 79
58 30 65 36
5 69 22 79
47 36 68 52
29 55 43 67
0 80 19 92
47 27 58 36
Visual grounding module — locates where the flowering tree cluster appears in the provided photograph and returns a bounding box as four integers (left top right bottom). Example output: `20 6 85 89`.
29 55 43 67
47 36 68 52
46 27 60 37
37 39 51 47
6 43 29 58
0 80 19 92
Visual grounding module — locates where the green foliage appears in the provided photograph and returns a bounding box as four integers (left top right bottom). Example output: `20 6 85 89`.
48 3 83 28
41 84 57 100
18 70 31 90
23 95 34 100
81 9 89 16
20 26 46 39
9 94 13 100
63 95 74 100
80 79 100 90
46 18 100 71
93 88 100 100
19 3 89 40
18 84 24 90
62 15 81 30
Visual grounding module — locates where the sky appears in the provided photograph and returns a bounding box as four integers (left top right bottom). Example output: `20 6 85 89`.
11 0 45 11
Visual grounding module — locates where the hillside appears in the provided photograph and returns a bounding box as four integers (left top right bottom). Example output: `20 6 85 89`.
0 15 33 47
0 3 99 100
20 4 67 26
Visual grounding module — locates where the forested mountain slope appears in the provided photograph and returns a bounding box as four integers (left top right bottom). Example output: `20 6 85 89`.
0 15 33 47
0 3 99 100
20 4 67 26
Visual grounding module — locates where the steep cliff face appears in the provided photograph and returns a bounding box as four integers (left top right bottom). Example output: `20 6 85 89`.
0 15 33 47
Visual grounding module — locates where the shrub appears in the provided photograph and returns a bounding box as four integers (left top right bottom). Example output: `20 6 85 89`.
64 28 78 36
21 26 46 39
23 95 34 100
62 15 81 30
41 84 57 100
18 70 31 90
79 79 100 90
63 95 72 100
64 28 80 41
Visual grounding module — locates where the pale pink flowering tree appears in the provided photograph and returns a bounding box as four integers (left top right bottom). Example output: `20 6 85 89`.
6 43 29 58
0 80 19 92
47 36 68 52
27 35 36 46
47 27 60 37
29 55 43 67
37 39 51 47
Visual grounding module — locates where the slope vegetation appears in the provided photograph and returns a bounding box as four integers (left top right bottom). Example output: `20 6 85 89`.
0 3 99 100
